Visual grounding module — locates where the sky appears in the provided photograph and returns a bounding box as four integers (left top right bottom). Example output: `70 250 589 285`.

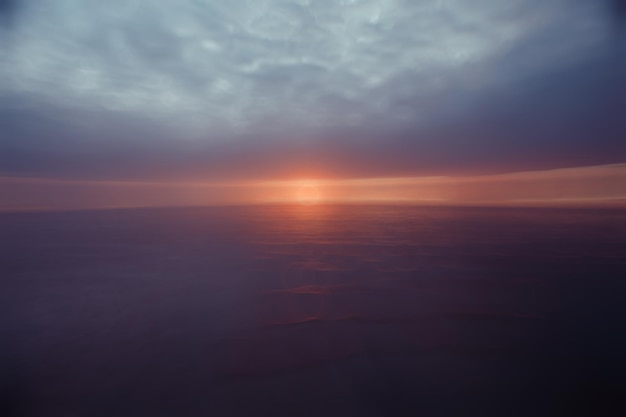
0 0 625 207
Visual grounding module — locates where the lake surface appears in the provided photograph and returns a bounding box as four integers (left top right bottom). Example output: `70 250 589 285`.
2 205 626 416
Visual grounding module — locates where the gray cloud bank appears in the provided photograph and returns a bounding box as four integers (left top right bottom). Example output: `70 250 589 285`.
1 0 624 180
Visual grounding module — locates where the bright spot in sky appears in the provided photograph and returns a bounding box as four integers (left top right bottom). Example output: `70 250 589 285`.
295 183 321 205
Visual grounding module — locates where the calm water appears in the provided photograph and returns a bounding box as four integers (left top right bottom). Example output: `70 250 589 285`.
2 205 626 416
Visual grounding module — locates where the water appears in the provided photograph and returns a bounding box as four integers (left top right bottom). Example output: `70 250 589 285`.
2 205 626 416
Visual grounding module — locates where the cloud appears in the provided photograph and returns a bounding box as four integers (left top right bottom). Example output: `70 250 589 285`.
0 0 612 137
0 0 18 24
0 0 623 181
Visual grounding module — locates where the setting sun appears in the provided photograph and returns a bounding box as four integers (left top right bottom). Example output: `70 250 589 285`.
295 182 321 204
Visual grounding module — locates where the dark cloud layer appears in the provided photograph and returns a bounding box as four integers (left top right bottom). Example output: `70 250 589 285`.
0 0 17 16
0 0 17 28
1 0 624 181
610 0 626 24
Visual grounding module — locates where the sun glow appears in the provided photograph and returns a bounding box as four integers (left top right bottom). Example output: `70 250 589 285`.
295 182 321 205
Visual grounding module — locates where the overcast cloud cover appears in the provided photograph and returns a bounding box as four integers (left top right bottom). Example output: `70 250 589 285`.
1 0 624 180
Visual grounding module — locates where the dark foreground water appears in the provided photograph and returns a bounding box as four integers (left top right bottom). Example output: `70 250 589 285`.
2 205 626 417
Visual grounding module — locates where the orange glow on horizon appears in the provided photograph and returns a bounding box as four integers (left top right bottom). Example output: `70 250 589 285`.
295 182 322 205
1 163 625 211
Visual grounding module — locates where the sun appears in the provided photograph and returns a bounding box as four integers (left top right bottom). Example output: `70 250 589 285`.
295 183 321 205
